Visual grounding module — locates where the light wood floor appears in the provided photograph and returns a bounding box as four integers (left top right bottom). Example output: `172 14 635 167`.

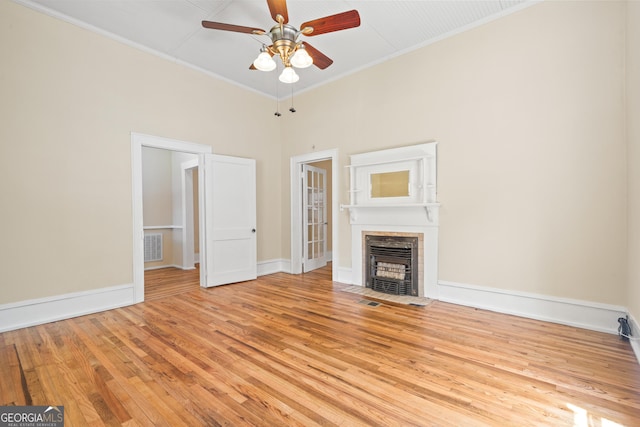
1 265 639 426
144 264 201 301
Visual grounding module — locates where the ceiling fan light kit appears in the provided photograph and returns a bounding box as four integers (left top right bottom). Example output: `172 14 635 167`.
253 48 277 71
279 66 299 83
290 45 313 69
202 0 360 84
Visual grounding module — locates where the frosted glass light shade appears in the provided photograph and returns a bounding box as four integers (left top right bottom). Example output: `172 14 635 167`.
279 66 299 83
253 51 276 71
290 46 313 68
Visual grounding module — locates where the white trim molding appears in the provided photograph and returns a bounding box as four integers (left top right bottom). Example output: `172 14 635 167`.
290 149 339 280
257 259 291 276
437 280 627 335
144 264 196 272
0 284 135 333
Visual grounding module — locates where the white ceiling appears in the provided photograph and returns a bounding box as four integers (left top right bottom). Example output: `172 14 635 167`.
21 0 536 98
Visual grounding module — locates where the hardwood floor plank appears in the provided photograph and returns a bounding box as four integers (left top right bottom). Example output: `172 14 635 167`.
1 265 639 426
0 344 28 406
144 266 200 301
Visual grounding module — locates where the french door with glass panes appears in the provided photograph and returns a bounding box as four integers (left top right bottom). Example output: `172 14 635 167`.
302 164 327 272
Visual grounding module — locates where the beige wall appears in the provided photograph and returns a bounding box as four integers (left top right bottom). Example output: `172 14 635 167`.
142 147 173 226
627 0 640 324
0 1 281 304
282 0 628 306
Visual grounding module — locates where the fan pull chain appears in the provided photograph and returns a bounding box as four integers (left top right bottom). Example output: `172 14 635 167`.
274 70 281 117
289 85 296 113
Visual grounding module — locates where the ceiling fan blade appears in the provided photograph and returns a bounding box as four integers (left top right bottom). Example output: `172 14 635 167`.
302 42 333 70
202 21 265 35
300 10 360 36
267 0 288 24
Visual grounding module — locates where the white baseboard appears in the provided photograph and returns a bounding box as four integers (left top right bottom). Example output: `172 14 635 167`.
144 264 196 271
258 259 291 276
437 280 626 335
0 284 135 333
258 256 348 279
329 272 626 337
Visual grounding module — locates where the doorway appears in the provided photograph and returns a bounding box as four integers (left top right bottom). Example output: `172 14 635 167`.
139 153 201 301
131 133 212 303
290 149 339 279
140 148 199 272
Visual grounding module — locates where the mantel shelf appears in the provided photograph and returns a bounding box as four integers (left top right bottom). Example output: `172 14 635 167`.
340 202 440 210
341 202 440 223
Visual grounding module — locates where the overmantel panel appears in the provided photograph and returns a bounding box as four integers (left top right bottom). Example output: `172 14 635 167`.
341 142 439 225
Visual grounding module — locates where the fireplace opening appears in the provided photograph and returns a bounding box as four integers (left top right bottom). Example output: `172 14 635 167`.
365 235 419 296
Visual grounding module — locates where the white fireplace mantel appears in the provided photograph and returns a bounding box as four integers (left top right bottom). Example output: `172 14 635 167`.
345 143 440 298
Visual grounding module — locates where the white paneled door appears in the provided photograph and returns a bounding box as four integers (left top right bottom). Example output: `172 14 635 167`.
202 154 257 287
302 164 327 272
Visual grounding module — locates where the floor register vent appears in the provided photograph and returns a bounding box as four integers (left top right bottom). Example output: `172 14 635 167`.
358 299 381 307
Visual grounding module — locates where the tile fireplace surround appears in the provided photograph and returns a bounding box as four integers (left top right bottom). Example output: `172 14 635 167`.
342 143 439 298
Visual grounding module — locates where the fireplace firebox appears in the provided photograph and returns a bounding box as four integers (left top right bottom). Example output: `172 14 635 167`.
365 235 419 296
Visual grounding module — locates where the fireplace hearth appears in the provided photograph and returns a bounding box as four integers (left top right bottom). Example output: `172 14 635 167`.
365 235 419 296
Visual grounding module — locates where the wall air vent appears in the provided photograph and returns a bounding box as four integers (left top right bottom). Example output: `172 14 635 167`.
144 233 163 262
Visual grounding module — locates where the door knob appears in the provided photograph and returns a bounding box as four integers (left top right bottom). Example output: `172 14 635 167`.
252 228 256 233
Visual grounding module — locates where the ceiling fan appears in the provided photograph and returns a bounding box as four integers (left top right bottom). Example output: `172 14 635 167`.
202 0 361 83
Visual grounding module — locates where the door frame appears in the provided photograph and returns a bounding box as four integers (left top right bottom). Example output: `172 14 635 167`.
131 132 212 303
181 159 199 270
290 149 338 277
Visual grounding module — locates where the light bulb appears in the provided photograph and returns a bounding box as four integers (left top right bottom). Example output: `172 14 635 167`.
279 66 299 83
290 46 313 68
253 51 276 72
